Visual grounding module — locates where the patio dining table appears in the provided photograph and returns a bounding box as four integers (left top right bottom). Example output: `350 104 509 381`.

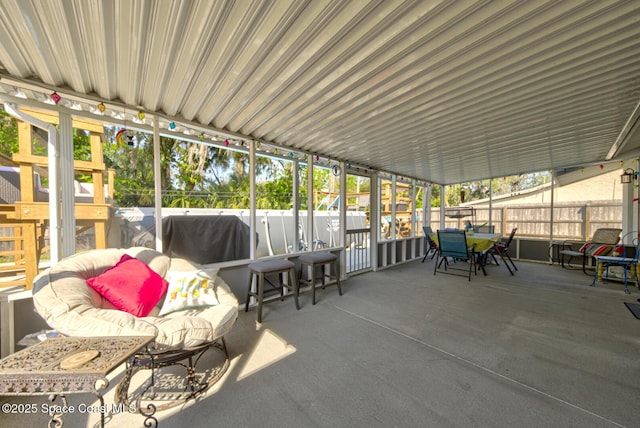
431 232 502 275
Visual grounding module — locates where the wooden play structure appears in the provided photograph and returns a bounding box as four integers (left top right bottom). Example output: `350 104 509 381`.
314 190 371 213
380 182 413 238
0 108 113 290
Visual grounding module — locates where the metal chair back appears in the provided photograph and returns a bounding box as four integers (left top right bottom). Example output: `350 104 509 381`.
423 226 436 245
421 226 438 262
504 227 518 247
434 229 476 280
437 230 470 260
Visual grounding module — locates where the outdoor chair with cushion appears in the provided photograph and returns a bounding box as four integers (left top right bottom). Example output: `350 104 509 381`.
32 247 239 410
434 230 477 281
560 228 622 274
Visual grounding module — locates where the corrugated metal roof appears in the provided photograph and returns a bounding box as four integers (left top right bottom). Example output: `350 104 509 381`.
0 0 639 184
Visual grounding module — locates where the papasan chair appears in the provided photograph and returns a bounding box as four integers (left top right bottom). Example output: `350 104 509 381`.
31 246 239 419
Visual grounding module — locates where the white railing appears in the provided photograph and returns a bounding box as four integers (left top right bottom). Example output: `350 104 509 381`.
345 228 371 273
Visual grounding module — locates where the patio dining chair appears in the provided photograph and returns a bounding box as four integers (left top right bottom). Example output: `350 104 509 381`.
421 226 438 262
434 230 477 281
489 227 518 275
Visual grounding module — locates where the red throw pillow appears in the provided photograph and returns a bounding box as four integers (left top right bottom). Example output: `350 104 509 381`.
87 254 168 317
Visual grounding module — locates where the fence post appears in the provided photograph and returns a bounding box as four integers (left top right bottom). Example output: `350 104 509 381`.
501 206 507 236
584 204 590 240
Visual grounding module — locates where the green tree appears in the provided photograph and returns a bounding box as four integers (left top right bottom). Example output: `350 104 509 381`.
103 128 163 206
0 107 18 156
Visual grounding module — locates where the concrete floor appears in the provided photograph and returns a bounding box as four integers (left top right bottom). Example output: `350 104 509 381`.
1 259 639 427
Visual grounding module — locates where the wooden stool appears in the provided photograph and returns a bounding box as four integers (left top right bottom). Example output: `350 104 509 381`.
245 259 299 322
298 252 343 305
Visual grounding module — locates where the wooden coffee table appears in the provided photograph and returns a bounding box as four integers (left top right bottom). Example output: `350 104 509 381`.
0 336 153 427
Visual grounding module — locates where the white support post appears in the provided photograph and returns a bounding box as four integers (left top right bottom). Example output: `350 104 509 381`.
425 184 432 231
307 154 314 251
621 159 635 242
293 160 299 253
339 162 347 277
636 157 640 238
488 178 493 230
391 175 397 263
58 112 75 258
153 116 163 252
370 173 379 271
413 182 417 258
440 185 446 229
550 172 555 243
250 141 257 259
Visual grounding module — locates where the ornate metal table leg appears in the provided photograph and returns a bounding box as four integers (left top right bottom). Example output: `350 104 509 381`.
116 343 158 426
138 401 158 427
49 392 105 428
47 394 68 428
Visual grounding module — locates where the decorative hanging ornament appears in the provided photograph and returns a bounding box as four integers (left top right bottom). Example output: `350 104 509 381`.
600 164 604 169
332 164 341 176
169 122 176 130
50 92 61 104
115 129 134 147
289 152 294 159
273 148 279 155
199 133 205 141
315 155 320 162
97 102 106 112
224 139 229 147
137 111 145 120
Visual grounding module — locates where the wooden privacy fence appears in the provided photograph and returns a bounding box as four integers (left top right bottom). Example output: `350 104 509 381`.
430 202 623 241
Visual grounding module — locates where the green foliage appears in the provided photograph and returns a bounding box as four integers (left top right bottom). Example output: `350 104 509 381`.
257 162 294 209
0 108 18 156
103 128 158 206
